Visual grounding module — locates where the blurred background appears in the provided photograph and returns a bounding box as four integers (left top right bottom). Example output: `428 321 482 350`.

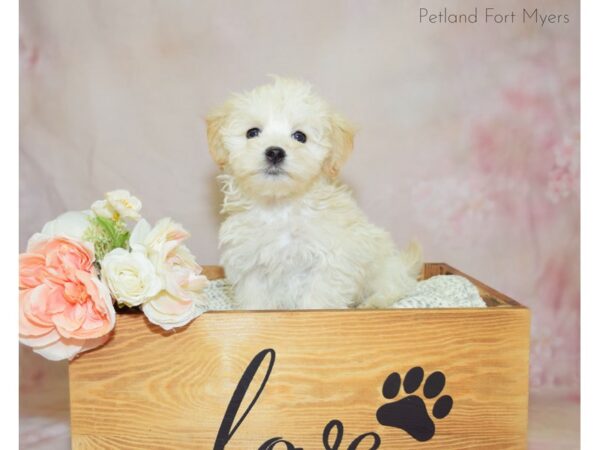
20 0 579 448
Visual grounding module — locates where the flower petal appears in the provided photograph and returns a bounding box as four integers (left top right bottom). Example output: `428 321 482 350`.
129 219 152 253
22 285 57 330
33 338 83 361
69 272 116 339
52 303 86 337
91 199 113 219
19 253 47 289
39 210 93 241
19 328 60 347
19 288 54 337
142 292 197 330
78 334 112 355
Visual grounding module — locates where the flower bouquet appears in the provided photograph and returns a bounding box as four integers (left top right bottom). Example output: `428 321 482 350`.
19 190 210 361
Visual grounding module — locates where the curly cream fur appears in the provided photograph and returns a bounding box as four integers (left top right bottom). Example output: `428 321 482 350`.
206 77 421 309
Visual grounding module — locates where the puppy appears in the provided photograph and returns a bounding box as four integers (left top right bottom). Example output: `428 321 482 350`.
206 77 422 310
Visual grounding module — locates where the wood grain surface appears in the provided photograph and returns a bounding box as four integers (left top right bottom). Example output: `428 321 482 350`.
69 264 530 449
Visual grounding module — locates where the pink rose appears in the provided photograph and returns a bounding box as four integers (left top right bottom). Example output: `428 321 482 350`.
19 236 116 361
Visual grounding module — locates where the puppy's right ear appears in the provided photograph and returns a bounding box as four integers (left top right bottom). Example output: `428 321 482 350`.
205 104 230 168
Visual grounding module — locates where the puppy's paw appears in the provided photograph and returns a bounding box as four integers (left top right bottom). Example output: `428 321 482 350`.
356 301 374 309
358 292 404 309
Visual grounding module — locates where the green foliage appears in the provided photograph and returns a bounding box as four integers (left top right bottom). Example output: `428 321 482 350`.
83 216 130 261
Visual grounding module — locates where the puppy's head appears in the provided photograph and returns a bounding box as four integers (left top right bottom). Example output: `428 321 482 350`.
206 77 354 200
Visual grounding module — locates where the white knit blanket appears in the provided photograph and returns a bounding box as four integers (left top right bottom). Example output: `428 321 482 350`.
200 274 486 313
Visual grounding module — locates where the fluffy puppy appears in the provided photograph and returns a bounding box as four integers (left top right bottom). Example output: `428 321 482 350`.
206 77 422 310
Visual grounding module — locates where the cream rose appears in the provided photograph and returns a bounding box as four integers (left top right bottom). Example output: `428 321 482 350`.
101 248 162 307
130 218 209 330
129 217 188 261
90 200 113 219
29 210 93 245
92 189 142 221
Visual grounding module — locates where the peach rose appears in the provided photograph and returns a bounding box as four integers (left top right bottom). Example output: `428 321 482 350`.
19 236 116 361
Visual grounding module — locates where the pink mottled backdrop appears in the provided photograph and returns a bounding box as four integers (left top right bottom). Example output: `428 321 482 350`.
20 0 579 448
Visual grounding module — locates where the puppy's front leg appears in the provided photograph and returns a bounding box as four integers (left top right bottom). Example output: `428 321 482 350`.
360 253 420 308
232 271 277 310
300 268 358 310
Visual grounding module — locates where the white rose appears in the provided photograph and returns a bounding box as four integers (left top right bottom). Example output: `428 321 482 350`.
28 210 93 249
92 189 142 221
106 189 142 219
91 200 114 219
101 248 162 307
41 210 93 238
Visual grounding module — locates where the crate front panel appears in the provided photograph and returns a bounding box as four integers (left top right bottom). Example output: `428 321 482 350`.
70 308 529 449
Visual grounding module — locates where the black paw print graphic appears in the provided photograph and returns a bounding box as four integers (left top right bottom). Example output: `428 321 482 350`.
376 367 453 442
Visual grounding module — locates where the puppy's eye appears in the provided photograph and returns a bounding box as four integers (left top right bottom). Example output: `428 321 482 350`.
292 130 307 143
246 128 261 139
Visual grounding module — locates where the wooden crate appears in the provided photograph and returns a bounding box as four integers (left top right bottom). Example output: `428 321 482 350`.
69 263 530 449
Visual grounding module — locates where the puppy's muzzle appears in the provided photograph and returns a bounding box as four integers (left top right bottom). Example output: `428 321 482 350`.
265 147 286 166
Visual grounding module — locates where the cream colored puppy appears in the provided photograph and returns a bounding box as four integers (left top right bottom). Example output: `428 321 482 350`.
206 77 422 310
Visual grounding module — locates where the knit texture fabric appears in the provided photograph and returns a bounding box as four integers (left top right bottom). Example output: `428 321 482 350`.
199 274 486 315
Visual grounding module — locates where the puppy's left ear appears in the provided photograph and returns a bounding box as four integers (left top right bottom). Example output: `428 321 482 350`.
205 104 231 168
324 112 355 178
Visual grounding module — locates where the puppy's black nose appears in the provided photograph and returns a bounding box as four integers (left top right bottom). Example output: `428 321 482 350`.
265 146 286 165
